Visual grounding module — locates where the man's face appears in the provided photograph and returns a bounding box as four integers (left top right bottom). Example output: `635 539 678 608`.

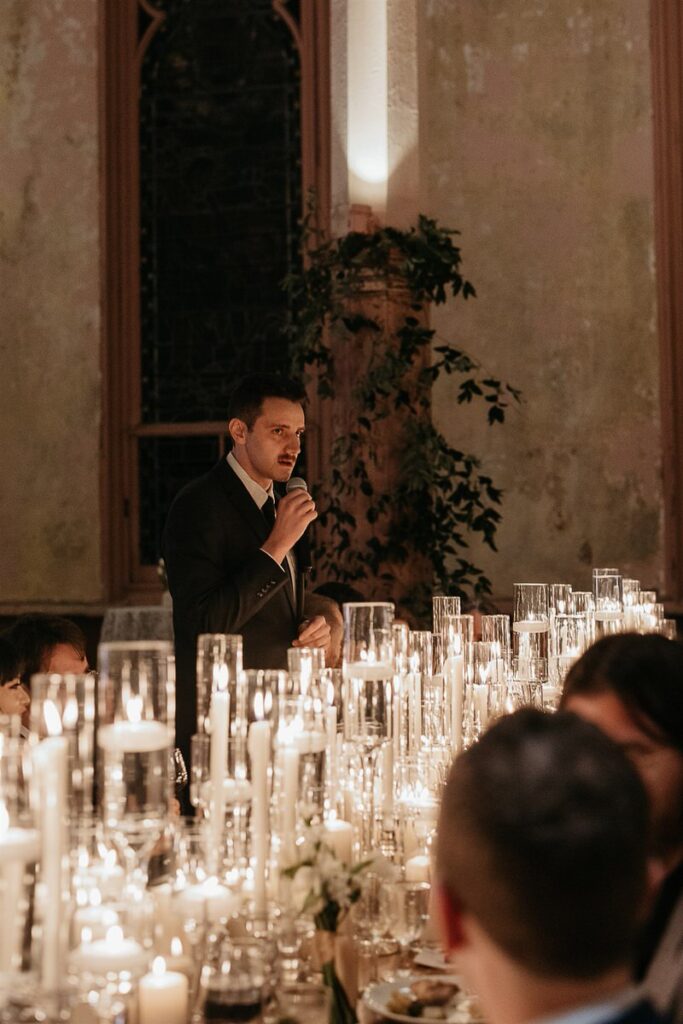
45 643 88 675
230 397 305 489
565 690 683 859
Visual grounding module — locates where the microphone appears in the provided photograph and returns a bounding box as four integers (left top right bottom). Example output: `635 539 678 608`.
285 476 313 573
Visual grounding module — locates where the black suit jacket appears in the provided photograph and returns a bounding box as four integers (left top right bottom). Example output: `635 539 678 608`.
162 458 299 763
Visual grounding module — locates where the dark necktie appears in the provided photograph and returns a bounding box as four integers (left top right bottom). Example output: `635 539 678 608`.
262 496 276 531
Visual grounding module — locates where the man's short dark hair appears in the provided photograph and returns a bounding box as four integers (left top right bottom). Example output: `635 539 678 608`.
561 633 683 752
2 614 87 682
227 373 306 429
0 637 20 686
436 708 649 979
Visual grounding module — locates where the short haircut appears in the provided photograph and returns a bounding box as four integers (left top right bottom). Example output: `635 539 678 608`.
227 373 306 429
0 637 20 686
436 708 649 979
2 614 87 682
561 633 683 753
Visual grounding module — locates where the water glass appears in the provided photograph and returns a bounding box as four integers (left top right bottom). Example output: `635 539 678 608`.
198 935 272 1023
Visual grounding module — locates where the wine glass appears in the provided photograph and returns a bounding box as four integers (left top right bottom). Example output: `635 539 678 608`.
343 602 395 855
380 879 431 975
97 641 173 898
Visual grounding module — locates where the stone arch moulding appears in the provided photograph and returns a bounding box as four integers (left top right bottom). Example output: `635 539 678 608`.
99 0 331 603
651 0 683 604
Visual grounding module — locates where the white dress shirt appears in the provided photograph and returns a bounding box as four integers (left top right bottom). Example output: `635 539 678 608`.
226 452 296 598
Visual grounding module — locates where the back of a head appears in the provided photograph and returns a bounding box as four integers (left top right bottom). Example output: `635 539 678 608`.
561 633 683 752
227 373 306 429
436 708 649 979
2 613 87 681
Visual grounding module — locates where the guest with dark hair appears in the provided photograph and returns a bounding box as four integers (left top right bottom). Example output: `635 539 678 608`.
561 634 683 1022
436 708 659 1024
0 636 29 729
3 613 88 682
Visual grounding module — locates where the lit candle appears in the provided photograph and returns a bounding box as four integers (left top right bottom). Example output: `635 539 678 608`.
139 956 188 1024
323 818 354 864
344 661 393 681
70 924 148 975
326 705 338 809
281 745 299 856
209 688 230 870
405 854 431 884
247 720 270 915
32 735 68 991
98 720 170 753
174 876 236 923
444 653 464 753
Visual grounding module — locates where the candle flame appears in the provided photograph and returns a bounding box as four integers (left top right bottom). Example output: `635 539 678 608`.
107 925 123 943
0 801 9 837
126 695 143 724
171 936 182 957
43 699 63 737
153 956 166 976
253 690 265 721
63 696 79 729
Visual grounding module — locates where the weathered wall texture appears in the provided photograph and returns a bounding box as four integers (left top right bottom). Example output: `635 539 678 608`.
0 0 102 607
419 0 664 596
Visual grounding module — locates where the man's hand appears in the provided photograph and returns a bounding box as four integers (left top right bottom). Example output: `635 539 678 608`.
261 489 317 565
292 614 331 650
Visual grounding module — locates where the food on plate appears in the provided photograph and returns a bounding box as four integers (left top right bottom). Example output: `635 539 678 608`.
384 978 462 1019
411 980 459 1005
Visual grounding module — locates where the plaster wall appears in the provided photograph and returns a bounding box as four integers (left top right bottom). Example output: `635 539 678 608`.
419 0 664 596
0 0 102 607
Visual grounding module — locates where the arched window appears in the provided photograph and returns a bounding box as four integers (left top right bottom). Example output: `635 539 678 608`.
101 0 329 601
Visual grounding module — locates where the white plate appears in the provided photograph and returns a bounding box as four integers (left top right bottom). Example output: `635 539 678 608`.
363 974 470 1024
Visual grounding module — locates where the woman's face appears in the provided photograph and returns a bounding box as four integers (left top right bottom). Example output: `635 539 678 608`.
0 677 30 717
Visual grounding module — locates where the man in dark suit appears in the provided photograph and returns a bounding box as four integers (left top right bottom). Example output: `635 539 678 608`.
435 709 664 1024
163 373 331 766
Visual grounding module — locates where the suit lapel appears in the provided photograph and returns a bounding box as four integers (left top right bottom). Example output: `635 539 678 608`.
213 459 270 545
214 461 297 620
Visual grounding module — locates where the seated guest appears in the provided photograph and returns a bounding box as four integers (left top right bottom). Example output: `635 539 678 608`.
562 633 683 1023
3 613 88 681
436 708 660 1024
0 636 30 735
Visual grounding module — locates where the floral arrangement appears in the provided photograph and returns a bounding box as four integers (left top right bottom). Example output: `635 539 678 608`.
282 826 379 1024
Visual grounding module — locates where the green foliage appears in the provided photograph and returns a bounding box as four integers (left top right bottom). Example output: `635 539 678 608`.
283 211 521 622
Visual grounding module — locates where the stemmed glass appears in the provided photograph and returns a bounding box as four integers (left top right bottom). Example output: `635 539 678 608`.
343 602 395 856
380 879 431 976
97 640 174 899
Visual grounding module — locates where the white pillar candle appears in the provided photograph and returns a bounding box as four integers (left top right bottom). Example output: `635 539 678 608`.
323 818 354 864
209 689 230 869
382 742 394 820
325 705 338 809
281 745 299 856
70 924 148 975
32 736 68 991
139 956 188 1024
174 877 236 923
344 661 393 681
247 720 270 915
474 683 489 731
445 654 464 753
405 854 431 883
98 720 170 753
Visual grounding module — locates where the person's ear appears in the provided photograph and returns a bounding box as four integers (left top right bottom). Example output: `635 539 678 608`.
436 882 467 951
229 417 248 446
